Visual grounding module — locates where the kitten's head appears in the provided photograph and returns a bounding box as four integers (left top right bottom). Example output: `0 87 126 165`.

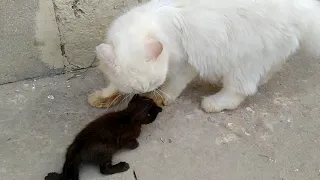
95 37 169 94
127 94 162 124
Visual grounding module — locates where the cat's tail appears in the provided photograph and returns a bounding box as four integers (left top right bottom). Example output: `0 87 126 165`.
59 142 82 180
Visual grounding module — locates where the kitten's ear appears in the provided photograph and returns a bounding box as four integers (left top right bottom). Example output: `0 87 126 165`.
155 106 162 113
131 94 140 101
96 43 116 67
145 39 163 61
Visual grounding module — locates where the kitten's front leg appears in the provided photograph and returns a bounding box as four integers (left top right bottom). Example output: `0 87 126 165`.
122 139 139 150
144 63 197 106
88 83 122 108
100 162 130 175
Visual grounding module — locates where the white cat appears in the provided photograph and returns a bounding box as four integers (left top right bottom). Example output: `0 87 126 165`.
89 0 320 112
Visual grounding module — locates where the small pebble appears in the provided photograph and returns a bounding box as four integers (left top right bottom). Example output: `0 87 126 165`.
246 107 255 113
47 95 55 100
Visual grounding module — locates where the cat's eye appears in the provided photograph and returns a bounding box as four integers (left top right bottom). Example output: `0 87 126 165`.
147 114 150 116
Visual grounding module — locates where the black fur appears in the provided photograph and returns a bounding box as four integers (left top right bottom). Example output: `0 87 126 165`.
45 94 162 180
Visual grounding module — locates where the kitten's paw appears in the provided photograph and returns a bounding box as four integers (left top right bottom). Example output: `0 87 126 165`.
124 140 139 149
201 92 245 113
88 90 121 108
118 162 130 172
45 172 60 180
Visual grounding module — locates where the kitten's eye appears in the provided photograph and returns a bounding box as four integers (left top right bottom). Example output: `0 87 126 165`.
147 114 150 116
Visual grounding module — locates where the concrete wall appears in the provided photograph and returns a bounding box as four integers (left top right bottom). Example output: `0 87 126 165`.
0 0 147 84
0 0 64 84
53 0 148 70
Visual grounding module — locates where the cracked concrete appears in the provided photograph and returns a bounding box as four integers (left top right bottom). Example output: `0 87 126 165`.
0 50 320 180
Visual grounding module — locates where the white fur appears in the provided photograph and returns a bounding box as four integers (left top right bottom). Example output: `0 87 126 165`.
97 0 320 112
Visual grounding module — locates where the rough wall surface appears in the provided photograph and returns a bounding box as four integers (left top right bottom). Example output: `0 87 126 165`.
0 0 64 84
0 0 147 84
53 0 148 70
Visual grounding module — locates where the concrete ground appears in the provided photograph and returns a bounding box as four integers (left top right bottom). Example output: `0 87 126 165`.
1 52 320 180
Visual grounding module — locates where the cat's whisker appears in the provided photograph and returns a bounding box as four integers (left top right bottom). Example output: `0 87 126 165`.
154 89 164 101
107 94 121 110
154 89 171 106
115 93 132 111
157 88 178 104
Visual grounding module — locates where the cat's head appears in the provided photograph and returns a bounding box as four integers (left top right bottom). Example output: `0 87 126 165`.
127 94 162 124
95 37 169 94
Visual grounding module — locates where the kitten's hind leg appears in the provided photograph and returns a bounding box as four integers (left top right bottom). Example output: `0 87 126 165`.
88 83 122 108
100 162 130 175
87 143 129 175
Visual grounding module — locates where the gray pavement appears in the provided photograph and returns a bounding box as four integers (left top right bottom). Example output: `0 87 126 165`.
1 52 320 180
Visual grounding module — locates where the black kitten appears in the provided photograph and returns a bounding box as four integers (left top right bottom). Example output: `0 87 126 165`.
45 94 162 180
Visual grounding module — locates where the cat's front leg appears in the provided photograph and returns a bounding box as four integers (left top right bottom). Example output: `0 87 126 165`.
88 83 122 108
144 63 197 106
201 70 258 113
201 88 246 113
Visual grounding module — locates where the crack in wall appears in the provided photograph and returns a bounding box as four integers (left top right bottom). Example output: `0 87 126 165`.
72 0 85 18
51 0 97 72
51 0 67 66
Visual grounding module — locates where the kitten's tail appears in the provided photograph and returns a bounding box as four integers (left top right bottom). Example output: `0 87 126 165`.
44 143 81 180
60 142 82 180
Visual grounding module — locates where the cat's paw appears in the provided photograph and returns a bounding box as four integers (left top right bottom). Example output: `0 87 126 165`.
201 93 245 113
162 95 177 106
142 92 165 107
201 97 224 113
88 90 121 108
142 91 177 107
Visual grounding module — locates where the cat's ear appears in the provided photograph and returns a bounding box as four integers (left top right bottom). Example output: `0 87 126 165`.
95 43 116 67
145 39 163 61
